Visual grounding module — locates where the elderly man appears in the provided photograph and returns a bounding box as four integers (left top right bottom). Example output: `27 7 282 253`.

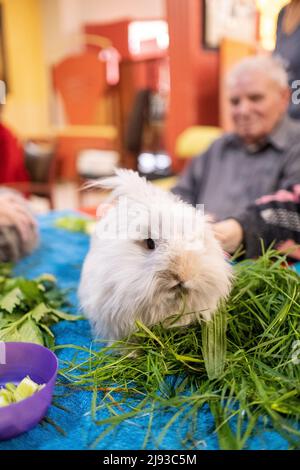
171 55 300 224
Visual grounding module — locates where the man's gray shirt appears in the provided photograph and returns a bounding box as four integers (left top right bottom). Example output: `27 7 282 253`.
171 116 300 222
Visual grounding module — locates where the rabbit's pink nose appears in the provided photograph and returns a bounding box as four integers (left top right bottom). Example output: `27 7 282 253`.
176 280 184 289
182 280 194 290
170 277 190 292
179 282 190 293
169 274 184 288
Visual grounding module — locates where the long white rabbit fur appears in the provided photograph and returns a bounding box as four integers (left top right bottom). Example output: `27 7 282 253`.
78 169 233 341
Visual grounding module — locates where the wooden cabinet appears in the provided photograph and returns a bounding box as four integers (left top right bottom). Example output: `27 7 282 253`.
84 20 169 170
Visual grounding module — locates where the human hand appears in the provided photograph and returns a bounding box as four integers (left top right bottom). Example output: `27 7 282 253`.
213 218 243 254
0 193 37 245
276 240 300 260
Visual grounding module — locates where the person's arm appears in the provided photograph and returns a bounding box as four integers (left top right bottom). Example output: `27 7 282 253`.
171 150 209 206
232 205 279 258
277 143 300 191
215 142 300 257
214 185 300 259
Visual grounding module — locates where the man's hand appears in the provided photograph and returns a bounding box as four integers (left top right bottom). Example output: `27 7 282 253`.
0 193 37 244
213 218 244 254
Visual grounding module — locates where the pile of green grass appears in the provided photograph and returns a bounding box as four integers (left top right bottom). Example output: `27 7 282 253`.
59 249 300 449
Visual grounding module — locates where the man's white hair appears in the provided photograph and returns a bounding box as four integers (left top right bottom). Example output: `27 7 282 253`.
227 55 289 89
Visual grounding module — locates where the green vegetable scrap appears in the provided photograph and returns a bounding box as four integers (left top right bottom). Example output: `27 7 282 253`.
59 249 300 450
0 265 80 348
55 215 95 235
0 376 45 407
202 302 227 380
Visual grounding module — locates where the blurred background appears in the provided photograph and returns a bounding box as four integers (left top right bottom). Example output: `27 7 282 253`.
0 0 290 214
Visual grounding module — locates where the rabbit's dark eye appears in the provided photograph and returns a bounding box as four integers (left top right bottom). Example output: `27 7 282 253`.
145 238 155 250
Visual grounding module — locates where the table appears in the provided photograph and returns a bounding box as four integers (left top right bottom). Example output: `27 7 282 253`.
0 212 299 450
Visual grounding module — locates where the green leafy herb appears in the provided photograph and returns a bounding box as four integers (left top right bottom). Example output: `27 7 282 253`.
0 265 80 347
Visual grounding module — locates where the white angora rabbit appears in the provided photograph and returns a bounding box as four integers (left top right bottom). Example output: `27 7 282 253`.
78 169 233 341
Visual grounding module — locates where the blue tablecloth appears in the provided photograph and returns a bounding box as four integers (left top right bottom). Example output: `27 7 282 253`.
0 211 299 450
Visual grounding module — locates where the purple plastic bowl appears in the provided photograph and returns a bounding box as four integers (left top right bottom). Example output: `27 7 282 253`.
0 342 58 441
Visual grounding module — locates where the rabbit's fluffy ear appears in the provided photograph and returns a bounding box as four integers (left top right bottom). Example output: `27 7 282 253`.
97 169 144 195
87 169 171 204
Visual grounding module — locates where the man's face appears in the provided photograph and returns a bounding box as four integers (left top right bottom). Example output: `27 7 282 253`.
228 72 289 144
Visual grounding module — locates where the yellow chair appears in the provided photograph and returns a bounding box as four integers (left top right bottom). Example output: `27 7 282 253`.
152 126 222 190
175 126 222 158
150 175 178 190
